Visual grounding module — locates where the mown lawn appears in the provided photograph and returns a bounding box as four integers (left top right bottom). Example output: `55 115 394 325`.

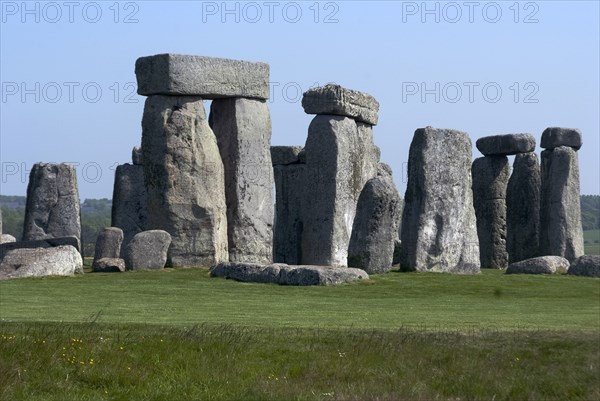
0 269 599 400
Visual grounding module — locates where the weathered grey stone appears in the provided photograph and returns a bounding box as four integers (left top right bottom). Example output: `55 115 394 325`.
111 164 148 258
540 146 584 262
93 227 123 263
302 84 380 125
22 163 81 249
348 164 402 274
142 95 228 267
541 127 582 150
506 256 569 275
0 245 82 280
273 164 305 265
0 234 16 244
506 152 541 263
301 115 379 266
475 134 535 156
92 257 126 273
392 239 401 265
124 230 171 270
210 262 285 284
270 146 303 166
279 265 369 286
568 255 600 278
210 98 274 264
298 148 306 164
132 146 143 165
399 127 480 274
135 54 270 99
210 262 369 286
0 236 80 259
472 156 510 269
0 206 2 234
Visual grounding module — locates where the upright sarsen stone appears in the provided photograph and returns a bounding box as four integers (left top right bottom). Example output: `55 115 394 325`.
273 163 305 265
506 152 541 263
399 127 480 274
472 156 510 269
22 163 81 248
210 98 274 264
540 146 584 262
111 164 148 258
142 95 228 267
301 115 379 266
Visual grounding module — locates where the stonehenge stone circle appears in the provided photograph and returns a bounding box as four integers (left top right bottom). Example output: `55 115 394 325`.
506 256 569 275
210 97 274 264
93 227 123 264
92 257 126 273
301 114 379 266
124 230 171 270
540 145 584 262
0 245 82 280
472 156 510 269
348 163 402 274
141 95 228 267
111 164 148 258
506 152 541 263
568 255 600 278
210 262 369 286
541 127 582 150
135 54 270 99
475 133 535 156
273 162 305 265
399 127 480 274
302 84 380 125
22 163 81 249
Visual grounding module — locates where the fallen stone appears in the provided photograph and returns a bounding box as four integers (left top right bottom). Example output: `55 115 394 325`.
302 84 380 125
132 146 143 165
273 164 306 265
92 257 126 273
475 133 535 156
111 164 148 258
539 146 584 262
93 227 123 263
506 256 569 275
271 146 303 166
124 230 171 270
22 163 81 248
567 255 600 278
0 236 80 258
541 127 582 150
301 115 379 266
210 262 369 286
348 164 402 274
210 98 274 264
135 54 270 99
399 127 480 274
142 95 228 267
506 152 541 263
472 156 510 269
0 234 16 244
0 245 82 280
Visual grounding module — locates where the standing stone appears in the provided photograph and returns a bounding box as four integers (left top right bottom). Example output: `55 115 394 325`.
132 146 143 165
348 164 402 274
399 127 480 273
506 152 541 263
301 115 379 266
273 163 305 265
210 98 274 264
540 146 584 262
472 156 510 269
124 230 171 270
142 95 228 267
270 146 303 166
93 227 123 263
22 163 81 249
111 164 148 258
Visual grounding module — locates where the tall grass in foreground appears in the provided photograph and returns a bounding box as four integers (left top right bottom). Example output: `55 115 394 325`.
1 322 598 401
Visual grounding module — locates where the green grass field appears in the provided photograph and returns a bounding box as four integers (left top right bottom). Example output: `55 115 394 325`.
584 229 600 255
1 268 599 400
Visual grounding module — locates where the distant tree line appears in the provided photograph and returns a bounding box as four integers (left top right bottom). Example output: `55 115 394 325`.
580 195 600 230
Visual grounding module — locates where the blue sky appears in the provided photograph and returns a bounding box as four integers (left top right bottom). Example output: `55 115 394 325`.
1 0 599 199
